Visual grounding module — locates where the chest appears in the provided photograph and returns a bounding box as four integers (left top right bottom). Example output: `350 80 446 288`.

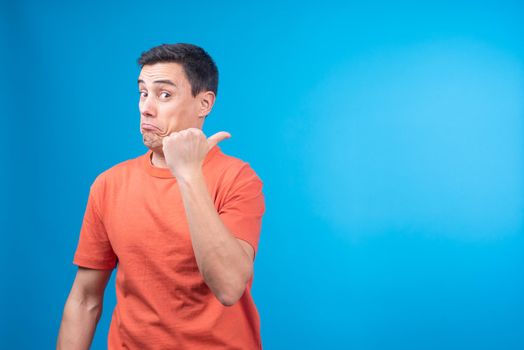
104 179 203 266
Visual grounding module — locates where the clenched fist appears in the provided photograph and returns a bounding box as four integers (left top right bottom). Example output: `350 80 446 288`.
162 128 231 181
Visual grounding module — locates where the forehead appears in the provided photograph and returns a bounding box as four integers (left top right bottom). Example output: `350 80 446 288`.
138 62 188 84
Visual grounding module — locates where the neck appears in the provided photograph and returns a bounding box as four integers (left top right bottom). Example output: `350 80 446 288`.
150 151 169 168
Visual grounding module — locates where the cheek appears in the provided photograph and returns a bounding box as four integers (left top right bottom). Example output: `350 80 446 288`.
138 99 146 111
164 105 188 123
160 101 197 133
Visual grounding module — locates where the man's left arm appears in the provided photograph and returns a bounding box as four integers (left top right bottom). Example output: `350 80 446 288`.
162 128 257 306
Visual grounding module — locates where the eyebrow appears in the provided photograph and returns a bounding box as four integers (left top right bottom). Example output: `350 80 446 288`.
137 79 176 87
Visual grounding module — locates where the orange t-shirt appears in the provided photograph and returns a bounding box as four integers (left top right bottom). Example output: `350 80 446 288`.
73 145 265 349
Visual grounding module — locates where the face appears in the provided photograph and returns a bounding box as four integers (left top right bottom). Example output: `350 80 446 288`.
137 62 214 152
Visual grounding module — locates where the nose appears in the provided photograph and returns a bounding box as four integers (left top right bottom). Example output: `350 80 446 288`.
139 95 157 117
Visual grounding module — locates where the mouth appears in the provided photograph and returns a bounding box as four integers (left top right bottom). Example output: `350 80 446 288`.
141 123 161 132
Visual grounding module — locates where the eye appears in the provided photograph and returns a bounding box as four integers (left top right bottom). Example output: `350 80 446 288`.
160 91 171 99
139 91 148 98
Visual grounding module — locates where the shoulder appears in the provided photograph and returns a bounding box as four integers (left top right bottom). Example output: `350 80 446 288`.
208 148 265 213
210 147 263 186
89 153 144 192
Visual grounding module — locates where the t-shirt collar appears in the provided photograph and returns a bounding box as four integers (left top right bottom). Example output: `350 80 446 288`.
140 145 221 179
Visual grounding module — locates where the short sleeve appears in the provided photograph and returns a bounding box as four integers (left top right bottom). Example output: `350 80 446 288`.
73 177 117 270
218 164 265 258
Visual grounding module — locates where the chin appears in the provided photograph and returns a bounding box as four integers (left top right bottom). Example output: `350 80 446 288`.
142 133 163 151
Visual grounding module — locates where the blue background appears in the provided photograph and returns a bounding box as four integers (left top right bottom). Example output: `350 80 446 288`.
1 1 523 349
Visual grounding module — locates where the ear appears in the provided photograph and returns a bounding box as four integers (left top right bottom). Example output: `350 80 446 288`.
197 91 216 118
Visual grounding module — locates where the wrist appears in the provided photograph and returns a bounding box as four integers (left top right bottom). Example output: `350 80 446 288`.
175 169 204 187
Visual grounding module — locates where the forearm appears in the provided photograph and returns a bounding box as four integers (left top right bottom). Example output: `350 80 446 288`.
56 295 102 350
177 171 253 306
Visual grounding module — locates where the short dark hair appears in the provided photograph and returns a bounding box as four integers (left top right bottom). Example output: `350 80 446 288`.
137 43 218 97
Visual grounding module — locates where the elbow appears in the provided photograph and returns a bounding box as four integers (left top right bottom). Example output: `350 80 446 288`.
216 286 245 307
69 292 104 316
217 294 238 307
214 267 253 307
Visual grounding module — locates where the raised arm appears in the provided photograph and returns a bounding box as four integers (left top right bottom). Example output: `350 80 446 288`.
162 128 262 306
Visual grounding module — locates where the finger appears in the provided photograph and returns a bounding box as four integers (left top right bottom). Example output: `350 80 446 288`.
186 127 203 134
207 131 231 149
162 132 177 146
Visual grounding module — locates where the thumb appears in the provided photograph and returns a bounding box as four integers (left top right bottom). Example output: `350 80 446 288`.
207 131 231 149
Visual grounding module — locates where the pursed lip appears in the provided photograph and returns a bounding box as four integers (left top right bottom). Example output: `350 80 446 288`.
141 123 161 131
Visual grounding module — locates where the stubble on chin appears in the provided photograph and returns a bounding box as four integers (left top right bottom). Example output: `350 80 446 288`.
142 131 164 153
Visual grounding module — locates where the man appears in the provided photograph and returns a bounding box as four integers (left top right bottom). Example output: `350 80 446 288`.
57 43 265 349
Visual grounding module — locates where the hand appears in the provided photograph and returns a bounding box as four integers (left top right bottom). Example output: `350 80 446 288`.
162 128 231 180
